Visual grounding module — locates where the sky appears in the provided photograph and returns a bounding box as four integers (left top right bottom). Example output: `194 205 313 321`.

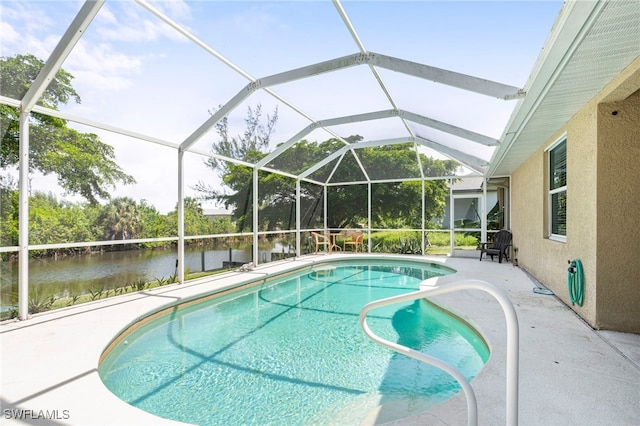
0 0 564 213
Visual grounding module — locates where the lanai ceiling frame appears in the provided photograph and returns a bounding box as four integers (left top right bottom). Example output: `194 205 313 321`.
176 48 524 155
8 0 531 320
156 0 525 272
260 110 495 177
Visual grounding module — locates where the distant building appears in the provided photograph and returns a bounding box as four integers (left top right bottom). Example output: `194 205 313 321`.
202 208 233 222
441 178 501 230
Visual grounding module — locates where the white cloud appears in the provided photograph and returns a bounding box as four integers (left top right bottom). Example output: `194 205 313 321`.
94 1 192 43
95 4 118 25
0 1 54 33
64 40 143 93
0 20 56 61
147 0 192 20
0 21 20 50
95 17 180 43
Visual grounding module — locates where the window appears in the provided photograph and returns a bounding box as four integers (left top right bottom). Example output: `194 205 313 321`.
548 138 567 240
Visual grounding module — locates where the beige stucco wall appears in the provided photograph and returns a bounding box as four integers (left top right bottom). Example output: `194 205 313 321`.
511 56 640 332
512 104 599 325
596 89 640 332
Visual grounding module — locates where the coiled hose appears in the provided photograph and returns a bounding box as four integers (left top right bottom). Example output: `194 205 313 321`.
567 259 584 306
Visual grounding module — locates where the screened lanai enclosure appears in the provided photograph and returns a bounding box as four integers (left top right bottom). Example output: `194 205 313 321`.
1 0 565 320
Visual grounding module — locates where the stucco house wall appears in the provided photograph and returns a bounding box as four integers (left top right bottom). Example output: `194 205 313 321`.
596 88 640 331
511 57 640 333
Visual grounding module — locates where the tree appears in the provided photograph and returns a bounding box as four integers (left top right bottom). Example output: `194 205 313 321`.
0 54 135 204
0 176 19 247
98 197 143 240
325 143 457 229
137 199 172 243
196 104 459 232
28 192 99 249
210 216 236 235
195 104 278 231
166 197 213 238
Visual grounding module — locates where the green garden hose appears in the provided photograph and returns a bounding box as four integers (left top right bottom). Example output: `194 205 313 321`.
567 259 584 306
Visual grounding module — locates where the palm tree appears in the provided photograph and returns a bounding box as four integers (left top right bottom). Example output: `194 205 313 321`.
100 197 142 240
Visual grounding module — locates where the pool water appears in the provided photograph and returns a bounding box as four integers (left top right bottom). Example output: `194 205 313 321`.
99 260 489 425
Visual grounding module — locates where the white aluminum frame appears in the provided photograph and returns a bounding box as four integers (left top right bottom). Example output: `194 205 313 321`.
4 0 526 320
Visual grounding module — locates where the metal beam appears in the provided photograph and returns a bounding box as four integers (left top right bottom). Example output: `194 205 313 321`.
296 180 301 257
298 135 488 180
368 52 525 100
177 149 185 284
297 137 414 180
0 95 20 108
325 174 480 187
256 108 497 172
299 147 347 179
348 148 371 182
258 52 369 88
332 0 412 136
138 0 348 156
186 147 256 169
318 110 398 127
348 137 417 150
400 110 499 146
415 136 488 173
17 0 103 321
17 113 29 320
21 0 105 113
256 111 397 170
253 169 259 265
180 84 254 150
29 103 180 150
255 123 317 168
180 47 519 154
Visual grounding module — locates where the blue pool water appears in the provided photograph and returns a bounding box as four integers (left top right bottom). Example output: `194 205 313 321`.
99 260 489 425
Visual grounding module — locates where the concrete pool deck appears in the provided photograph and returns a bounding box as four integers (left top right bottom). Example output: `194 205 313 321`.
1 254 638 425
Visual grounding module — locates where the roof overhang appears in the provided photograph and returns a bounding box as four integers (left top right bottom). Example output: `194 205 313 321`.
488 0 640 177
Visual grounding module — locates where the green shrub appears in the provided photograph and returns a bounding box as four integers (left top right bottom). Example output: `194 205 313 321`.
427 231 450 246
28 288 57 313
88 286 104 301
370 231 424 254
133 279 147 292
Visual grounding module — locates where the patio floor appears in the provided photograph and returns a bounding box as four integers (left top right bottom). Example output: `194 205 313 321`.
1 254 638 425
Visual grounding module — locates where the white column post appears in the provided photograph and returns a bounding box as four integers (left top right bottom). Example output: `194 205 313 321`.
482 177 488 246
253 169 259 265
367 182 372 253
449 179 455 256
17 112 30 320
177 148 185 283
323 185 328 232
296 180 301 257
421 179 426 255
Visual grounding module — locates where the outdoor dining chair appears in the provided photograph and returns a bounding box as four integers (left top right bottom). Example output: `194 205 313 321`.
343 231 364 252
479 230 512 263
311 232 331 254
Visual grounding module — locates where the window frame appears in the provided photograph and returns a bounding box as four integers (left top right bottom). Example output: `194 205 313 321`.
546 135 567 242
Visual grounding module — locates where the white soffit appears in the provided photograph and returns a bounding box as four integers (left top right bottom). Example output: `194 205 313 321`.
489 0 640 177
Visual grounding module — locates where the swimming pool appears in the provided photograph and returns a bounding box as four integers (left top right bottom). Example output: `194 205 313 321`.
99 259 489 425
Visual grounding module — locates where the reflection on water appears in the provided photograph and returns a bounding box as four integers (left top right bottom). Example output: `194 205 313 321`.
99 262 481 425
0 243 295 309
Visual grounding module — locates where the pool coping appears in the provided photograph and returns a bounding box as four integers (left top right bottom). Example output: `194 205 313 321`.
1 254 639 425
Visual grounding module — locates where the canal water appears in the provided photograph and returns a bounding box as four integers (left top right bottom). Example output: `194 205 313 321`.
0 243 296 311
